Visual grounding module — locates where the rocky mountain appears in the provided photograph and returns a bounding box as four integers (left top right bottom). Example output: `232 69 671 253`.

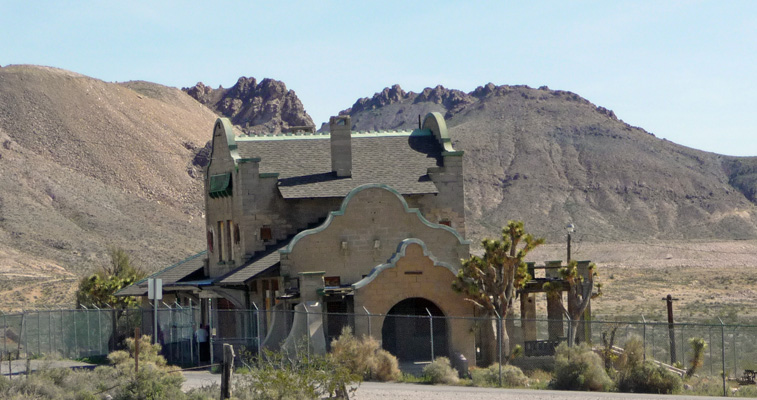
2 65 756 309
0 65 221 308
337 84 757 243
183 77 314 134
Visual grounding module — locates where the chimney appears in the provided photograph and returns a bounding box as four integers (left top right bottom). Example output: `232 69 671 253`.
330 116 352 177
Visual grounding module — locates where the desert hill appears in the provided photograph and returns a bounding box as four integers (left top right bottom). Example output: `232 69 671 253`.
336 84 757 243
1 65 756 312
0 65 224 307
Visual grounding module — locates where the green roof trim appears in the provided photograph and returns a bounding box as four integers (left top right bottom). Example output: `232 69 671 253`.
259 172 280 178
422 112 456 152
239 157 261 163
236 128 432 142
209 172 232 198
442 151 464 156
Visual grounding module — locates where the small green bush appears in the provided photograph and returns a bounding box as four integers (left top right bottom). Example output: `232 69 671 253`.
329 327 401 381
235 342 361 400
617 360 682 394
613 336 681 394
423 357 459 385
471 364 528 387
550 343 613 391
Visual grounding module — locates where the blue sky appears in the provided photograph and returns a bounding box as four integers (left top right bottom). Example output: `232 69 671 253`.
2 1 755 156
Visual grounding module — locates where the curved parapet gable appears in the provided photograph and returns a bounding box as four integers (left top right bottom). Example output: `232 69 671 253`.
422 112 456 153
208 118 241 171
352 238 458 290
279 183 470 255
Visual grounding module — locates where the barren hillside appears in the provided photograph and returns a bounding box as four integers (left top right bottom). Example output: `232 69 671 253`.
0 65 219 307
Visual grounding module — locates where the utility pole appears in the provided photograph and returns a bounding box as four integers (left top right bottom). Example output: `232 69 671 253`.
664 294 679 365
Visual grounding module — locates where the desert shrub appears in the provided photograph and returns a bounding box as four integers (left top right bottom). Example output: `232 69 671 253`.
423 357 459 385
614 336 680 394
372 349 401 381
105 334 187 400
550 343 613 391
616 360 682 394
235 344 361 400
526 369 552 389
471 363 528 387
329 327 400 381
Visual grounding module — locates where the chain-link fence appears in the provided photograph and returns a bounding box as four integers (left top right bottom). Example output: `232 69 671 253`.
0 305 196 366
2 306 756 381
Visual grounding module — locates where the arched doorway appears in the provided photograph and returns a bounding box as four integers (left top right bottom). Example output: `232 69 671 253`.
382 297 447 361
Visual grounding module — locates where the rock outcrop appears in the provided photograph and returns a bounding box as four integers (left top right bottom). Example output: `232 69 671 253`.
183 77 314 134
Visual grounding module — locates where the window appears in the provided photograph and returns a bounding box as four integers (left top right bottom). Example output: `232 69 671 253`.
324 276 341 287
250 280 257 294
439 219 451 227
226 220 233 260
260 226 272 241
234 224 240 244
207 230 214 253
217 221 224 261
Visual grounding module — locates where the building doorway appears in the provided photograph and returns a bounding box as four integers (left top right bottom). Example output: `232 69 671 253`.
381 297 447 361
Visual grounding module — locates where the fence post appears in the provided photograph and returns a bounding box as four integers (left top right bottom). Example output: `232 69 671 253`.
93 305 102 356
48 309 53 355
493 310 502 387
303 304 311 361
2 313 6 360
189 299 195 366
221 343 235 399
80 306 91 357
19 312 26 359
134 327 140 374
718 317 726 397
252 302 261 368
732 327 737 379
209 299 214 367
425 308 434 362
708 326 713 375
641 314 647 361
363 306 371 338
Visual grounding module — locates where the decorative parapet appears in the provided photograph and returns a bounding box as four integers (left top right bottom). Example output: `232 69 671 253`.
279 183 470 255
352 238 458 290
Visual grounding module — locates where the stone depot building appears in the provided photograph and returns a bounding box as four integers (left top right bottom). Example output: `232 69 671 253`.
118 111 596 367
119 113 480 363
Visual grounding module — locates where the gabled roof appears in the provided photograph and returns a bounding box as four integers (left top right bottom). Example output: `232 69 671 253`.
215 244 285 285
115 250 207 296
236 129 443 199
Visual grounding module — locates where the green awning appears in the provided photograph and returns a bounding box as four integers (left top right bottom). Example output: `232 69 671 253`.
209 172 233 198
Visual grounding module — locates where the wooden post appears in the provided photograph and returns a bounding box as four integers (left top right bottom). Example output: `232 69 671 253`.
134 327 140 374
221 344 234 399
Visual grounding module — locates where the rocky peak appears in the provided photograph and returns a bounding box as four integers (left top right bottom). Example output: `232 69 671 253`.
183 77 314 134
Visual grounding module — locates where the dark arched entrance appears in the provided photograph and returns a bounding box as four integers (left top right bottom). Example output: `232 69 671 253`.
382 297 447 361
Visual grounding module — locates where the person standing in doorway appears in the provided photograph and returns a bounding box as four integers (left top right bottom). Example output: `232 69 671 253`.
195 323 209 363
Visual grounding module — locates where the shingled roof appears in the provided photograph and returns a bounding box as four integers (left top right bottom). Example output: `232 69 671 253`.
115 250 207 296
236 129 443 199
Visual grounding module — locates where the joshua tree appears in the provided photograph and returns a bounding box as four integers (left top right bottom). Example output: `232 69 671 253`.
453 220 543 366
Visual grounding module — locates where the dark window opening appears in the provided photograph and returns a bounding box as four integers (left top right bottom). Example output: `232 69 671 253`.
260 226 272 241
439 220 451 227
234 225 241 244
324 276 341 287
